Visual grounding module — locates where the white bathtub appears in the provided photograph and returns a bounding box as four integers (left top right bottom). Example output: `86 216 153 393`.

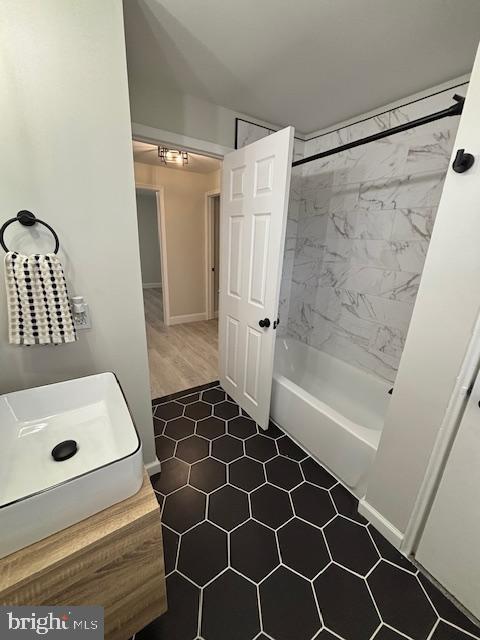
271 338 391 497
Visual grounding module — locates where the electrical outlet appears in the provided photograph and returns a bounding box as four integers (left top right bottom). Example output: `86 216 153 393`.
71 296 92 330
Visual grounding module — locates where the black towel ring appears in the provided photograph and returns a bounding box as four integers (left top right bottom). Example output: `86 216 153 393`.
0 210 60 254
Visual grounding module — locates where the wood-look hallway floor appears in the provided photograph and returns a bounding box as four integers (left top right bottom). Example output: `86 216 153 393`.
143 288 218 399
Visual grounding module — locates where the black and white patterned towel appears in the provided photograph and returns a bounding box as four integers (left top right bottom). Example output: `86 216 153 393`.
4 252 77 345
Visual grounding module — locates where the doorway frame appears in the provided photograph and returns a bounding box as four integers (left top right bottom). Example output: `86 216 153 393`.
135 183 171 326
133 124 230 326
205 189 221 320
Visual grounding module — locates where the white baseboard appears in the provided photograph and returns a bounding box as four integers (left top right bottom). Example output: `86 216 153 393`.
142 282 162 289
145 458 161 476
358 498 404 549
168 312 207 325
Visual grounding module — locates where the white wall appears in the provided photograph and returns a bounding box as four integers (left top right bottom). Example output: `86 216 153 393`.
135 163 220 319
0 1 157 468
129 80 280 150
136 190 162 286
362 48 480 541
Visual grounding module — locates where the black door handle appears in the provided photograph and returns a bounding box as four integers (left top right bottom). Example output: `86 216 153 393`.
258 318 271 328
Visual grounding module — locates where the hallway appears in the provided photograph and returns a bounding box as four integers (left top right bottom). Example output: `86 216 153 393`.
143 288 218 399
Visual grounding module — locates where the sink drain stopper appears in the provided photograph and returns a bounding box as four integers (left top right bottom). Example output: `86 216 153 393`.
51 440 78 461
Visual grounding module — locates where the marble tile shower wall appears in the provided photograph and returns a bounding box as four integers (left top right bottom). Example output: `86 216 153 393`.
283 88 466 382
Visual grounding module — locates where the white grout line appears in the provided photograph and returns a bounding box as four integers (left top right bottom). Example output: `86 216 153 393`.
364 558 382 580
322 628 347 640
310 575 324 630
381 622 415 640
256 583 264 635
426 618 440 640
365 576 384 627
369 623 384 639
321 528 333 564
196 584 204 638
229 565 258 587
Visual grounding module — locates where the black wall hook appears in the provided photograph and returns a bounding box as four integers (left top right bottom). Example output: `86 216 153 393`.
452 148 475 174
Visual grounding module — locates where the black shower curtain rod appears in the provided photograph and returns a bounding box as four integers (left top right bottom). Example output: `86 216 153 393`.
292 94 465 167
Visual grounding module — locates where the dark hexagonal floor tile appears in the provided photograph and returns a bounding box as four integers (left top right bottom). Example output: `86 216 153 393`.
202 388 226 404
314 564 380 640
314 631 338 640
176 435 209 463
261 566 321 640
231 519 279 582
184 401 212 420
196 416 226 439
189 457 226 493
151 458 188 495
368 561 437 640
245 434 277 462
136 571 199 640
330 483 367 524
325 516 379 576
202 569 260 640
228 415 257 439
208 485 249 531
251 484 293 529
162 486 206 533
177 521 227 586
266 456 303 490
291 483 336 528
229 456 266 492
301 457 337 489
155 435 175 462
278 518 329 579
164 416 195 440
162 525 179 576
153 416 165 436
176 392 200 405
214 401 239 420
431 621 479 640
277 435 307 461
211 434 244 462
155 401 183 421
418 572 480 636
368 524 416 573
259 421 284 439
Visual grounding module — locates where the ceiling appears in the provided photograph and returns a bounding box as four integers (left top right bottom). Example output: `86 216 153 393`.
123 0 480 134
133 140 221 173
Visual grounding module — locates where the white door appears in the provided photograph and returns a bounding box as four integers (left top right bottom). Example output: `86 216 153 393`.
218 126 294 428
416 369 480 619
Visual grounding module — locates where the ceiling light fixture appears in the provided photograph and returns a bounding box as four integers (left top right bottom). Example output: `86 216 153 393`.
158 147 189 166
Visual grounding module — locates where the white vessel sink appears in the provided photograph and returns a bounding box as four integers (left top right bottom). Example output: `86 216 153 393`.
0 373 143 559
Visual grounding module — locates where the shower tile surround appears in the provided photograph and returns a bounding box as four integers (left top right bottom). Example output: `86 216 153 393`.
285 90 465 381
273 87 465 382
136 383 480 640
